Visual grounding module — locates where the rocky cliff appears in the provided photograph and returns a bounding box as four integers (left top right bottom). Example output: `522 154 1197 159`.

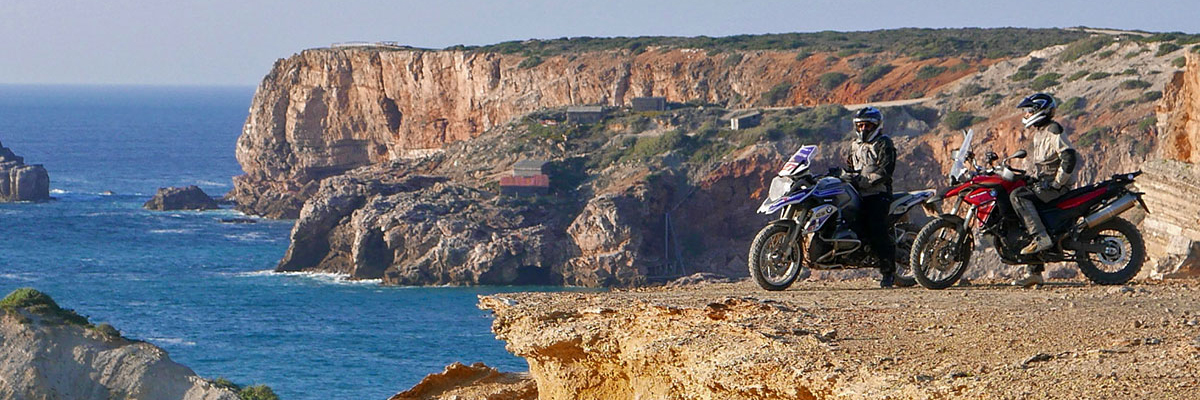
1142 52 1200 278
0 288 238 400
0 140 50 202
232 47 983 218
467 280 1200 400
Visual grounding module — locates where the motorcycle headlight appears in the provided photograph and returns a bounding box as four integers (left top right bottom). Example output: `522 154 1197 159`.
768 176 794 201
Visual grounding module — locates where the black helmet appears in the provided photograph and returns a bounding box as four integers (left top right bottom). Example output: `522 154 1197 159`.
852 107 883 142
1017 93 1056 128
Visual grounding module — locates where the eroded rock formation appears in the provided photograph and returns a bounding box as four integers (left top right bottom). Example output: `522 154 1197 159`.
0 140 50 202
232 48 980 218
144 185 220 211
1144 52 1200 277
0 289 237 400
389 362 535 400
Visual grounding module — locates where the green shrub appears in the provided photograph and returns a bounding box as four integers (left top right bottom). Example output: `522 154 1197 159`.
211 378 240 392
1086 71 1111 81
239 385 279 400
958 83 987 97
1137 117 1158 132
983 93 1004 107
1156 43 1182 56
517 56 543 69
1139 91 1163 103
723 53 744 66
1097 50 1116 59
1172 56 1187 68
1009 58 1044 81
795 51 812 61
1030 73 1063 90
1119 80 1152 90
1193 45 1200 53
916 65 948 80
818 72 849 90
1067 70 1090 81
1077 126 1109 147
761 83 793 106
1119 68 1138 75
858 64 894 85
836 48 860 57
1 288 90 326
94 323 121 338
825 55 840 62
943 111 986 130
624 129 695 161
903 105 940 125
1062 96 1086 112
1059 36 1112 62
1109 99 1137 110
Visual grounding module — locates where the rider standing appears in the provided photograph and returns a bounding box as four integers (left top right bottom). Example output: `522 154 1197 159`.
847 107 898 288
1010 93 1080 288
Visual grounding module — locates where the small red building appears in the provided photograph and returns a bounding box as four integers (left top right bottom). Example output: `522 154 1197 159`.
499 160 550 196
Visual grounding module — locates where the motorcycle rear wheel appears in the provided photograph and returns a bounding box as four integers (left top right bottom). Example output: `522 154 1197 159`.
911 218 973 290
1076 217 1144 285
748 224 804 291
892 222 921 288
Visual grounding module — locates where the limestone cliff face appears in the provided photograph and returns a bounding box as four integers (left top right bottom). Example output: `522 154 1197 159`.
233 48 976 218
1143 52 1200 277
0 140 50 202
0 298 237 399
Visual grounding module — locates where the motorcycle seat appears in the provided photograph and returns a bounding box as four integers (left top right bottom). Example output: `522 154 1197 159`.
1035 183 1102 209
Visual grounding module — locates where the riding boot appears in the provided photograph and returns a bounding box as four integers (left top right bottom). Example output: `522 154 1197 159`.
1014 198 1052 254
879 259 896 288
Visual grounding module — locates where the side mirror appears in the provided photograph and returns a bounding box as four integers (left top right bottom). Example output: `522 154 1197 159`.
985 152 999 163
1011 150 1027 159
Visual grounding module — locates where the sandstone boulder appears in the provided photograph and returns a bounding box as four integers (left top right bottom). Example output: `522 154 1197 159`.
144 186 220 211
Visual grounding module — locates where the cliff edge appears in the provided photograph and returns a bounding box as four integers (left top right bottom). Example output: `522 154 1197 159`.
0 288 239 400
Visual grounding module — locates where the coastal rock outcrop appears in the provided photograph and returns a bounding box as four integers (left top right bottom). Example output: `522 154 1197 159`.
1144 52 1200 278
144 186 220 211
0 288 238 400
232 47 984 218
389 362 535 400
476 280 1200 399
0 140 50 202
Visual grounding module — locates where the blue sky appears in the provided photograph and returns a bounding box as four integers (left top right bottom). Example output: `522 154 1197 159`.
1 0 1197 86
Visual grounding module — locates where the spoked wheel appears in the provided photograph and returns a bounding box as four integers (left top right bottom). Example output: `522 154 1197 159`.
1076 217 1144 285
748 224 804 291
891 222 921 287
910 218 973 290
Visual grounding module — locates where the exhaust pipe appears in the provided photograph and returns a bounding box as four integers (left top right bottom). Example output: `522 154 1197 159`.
1082 193 1138 228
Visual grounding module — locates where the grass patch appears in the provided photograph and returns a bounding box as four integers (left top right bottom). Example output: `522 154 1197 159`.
1086 71 1111 81
1118 68 1138 75
983 93 1004 107
1062 96 1087 116
1077 126 1109 147
836 48 861 58
818 72 849 90
1124 48 1149 59
1156 43 1182 56
209 378 280 400
1172 56 1187 68
942 111 987 130
1097 49 1116 59
916 65 948 80
1030 73 1063 90
858 64 894 85
1137 117 1158 132
1059 36 1112 62
1119 79 1152 90
1067 70 1090 81
795 51 812 61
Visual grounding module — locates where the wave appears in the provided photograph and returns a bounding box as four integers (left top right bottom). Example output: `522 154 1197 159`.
223 232 272 242
50 189 68 195
147 337 196 346
195 180 231 188
148 228 194 234
0 273 36 281
234 270 384 286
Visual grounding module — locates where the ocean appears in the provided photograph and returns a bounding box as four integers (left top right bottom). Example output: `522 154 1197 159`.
0 85 567 399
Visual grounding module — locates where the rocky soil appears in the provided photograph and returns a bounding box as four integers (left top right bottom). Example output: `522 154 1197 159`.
0 139 50 202
435 279 1200 400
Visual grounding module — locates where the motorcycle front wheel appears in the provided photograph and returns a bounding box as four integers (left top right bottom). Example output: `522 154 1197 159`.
910 218 973 289
748 224 804 291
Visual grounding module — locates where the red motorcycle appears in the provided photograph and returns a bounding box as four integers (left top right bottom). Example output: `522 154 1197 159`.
910 149 1149 289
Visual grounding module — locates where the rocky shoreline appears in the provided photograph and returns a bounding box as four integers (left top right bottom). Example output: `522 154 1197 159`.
0 140 50 202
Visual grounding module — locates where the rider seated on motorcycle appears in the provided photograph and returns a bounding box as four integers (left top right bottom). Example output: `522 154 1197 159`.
1010 93 1080 288
845 107 898 288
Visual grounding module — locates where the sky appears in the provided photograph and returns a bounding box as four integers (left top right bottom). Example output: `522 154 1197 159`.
1 0 1197 86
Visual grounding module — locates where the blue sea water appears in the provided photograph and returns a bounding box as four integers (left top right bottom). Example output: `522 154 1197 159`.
0 85 568 400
